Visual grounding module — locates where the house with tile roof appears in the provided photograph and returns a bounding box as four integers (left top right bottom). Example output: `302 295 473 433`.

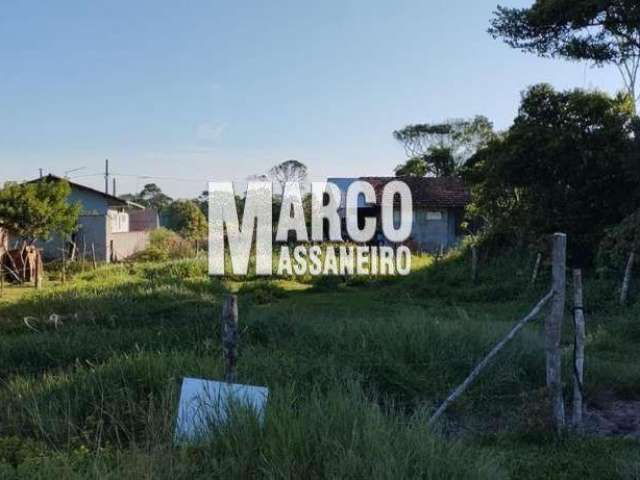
329 176 470 252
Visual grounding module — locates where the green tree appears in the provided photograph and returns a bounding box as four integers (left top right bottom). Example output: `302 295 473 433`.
464 84 639 263
394 157 428 177
0 179 80 244
121 183 173 211
489 0 640 103
393 116 494 177
164 200 207 242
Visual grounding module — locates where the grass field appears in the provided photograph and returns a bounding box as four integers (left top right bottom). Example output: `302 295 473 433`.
0 251 638 479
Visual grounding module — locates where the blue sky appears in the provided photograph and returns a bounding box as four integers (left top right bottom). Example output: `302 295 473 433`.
0 0 623 198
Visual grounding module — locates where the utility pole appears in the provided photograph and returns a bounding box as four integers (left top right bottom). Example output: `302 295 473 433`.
104 159 109 194
112 178 117 197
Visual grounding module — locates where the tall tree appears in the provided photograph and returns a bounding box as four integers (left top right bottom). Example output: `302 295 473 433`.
164 200 207 242
120 183 173 211
393 116 494 177
268 160 308 192
489 0 640 103
0 179 80 244
465 84 639 262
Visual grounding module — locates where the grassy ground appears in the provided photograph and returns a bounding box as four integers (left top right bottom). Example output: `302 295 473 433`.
0 251 638 479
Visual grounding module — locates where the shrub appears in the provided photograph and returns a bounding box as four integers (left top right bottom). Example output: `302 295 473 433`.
597 209 640 275
238 281 287 304
131 228 194 262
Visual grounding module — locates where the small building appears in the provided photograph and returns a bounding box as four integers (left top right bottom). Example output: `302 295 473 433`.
329 176 470 252
22 175 159 262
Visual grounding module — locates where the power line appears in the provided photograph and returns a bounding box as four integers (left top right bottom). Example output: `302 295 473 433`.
110 172 213 183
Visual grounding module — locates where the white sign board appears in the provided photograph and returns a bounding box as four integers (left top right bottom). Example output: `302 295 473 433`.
175 377 269 443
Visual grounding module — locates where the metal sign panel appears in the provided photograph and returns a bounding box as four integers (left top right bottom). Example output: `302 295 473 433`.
175 377 268 443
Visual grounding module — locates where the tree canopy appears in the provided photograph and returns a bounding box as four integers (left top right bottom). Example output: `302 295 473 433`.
393 116 494 177
0 178 80 244
164 200 208 241
120 183 173 211
489 0 640 101
464 84 640 263
268 160 308 192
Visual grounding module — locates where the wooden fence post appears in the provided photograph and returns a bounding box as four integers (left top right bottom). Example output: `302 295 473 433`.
620 252 635 305
35 251 42 290
572 269 585 429
221 294 239 383
61 247 66 284
91 243 97 270
546 233 566 431
531 252 542 286
471 245 478 283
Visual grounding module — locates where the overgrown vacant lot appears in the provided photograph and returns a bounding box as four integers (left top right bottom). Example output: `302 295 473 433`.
0 253 638 479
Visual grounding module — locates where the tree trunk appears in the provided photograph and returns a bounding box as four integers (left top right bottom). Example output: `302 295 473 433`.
572 269 586 430
546 233 566 432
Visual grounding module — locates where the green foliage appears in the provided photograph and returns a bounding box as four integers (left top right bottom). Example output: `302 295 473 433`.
131 228 195 262
489 1 640 65
120 183 173 212
310 274 345 292
0 436 45 467
0 178 80 243
0 254 638 478
394 116 495 177
238 280 287 304
597 209 640 273
489 0 640 102
393 157 428 177
164 200 207 241
464 84 639 263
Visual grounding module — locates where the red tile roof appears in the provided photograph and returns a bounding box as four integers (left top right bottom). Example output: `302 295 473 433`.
360 176 470 209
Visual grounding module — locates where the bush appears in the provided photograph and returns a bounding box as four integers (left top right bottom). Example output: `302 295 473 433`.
311 275 344 292
140 259 208 283
238 281 287 304
597 209 640 275
131 228 194 262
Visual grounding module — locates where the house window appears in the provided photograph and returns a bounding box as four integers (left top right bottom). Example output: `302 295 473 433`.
426 211 442 220
109 210 129 233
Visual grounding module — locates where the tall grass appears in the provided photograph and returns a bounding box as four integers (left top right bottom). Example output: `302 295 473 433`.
0 249 637 478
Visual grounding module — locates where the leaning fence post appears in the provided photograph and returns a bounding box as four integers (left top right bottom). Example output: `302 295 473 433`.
221 294 239 383
572 269 585 429
471 245 478 283
620 252 635 305
546 233 566 431
428 290 554 427
531 252 542 286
